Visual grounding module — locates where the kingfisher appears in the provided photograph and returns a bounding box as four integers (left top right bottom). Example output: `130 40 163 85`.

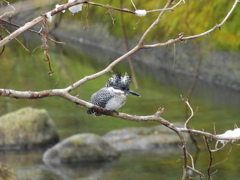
87 72 140 116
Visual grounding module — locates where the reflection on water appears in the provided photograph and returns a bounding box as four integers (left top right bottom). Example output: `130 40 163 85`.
44 161 115 180
0 39 240 179
0 145 239 180
0 149 115 180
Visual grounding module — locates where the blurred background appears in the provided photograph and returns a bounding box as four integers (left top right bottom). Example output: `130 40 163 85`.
0 0 240 179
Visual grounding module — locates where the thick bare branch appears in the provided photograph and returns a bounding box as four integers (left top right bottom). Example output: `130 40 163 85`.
0 16 44 47
0 0 239 179
64 45 140 92
0 0 88 47
1 87 240 144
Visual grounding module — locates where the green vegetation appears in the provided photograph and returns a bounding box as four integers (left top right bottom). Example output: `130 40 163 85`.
70 0 240 51
2 0 239 50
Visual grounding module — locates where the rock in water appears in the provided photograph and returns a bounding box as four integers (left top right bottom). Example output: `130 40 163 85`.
102 123 189 152
0 107 59 150
43 133 120 164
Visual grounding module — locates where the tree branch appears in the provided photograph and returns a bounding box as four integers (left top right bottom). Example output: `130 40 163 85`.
1 88 239 144
0 0 240 179
142 0 239 48
1 19 65 44
0 15 44 47
0 0 88 47
138 0 174 46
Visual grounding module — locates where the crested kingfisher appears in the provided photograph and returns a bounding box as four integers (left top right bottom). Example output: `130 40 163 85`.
87 72 140 116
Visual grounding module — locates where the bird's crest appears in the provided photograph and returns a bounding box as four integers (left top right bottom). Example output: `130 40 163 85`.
106 72 131 91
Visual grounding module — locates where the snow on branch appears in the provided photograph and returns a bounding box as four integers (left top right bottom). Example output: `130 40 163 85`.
0 0 188 47
216 128 240 144
135 9 147 17
68 0 83 13
45 12 52 22
55 4 66 13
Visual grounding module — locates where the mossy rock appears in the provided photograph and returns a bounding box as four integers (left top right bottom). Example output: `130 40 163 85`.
0 107 59 150
43 133 120 164
102 123 189 152
0 163 17 180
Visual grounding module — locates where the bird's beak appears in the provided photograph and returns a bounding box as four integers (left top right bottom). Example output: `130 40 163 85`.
129 90 140 97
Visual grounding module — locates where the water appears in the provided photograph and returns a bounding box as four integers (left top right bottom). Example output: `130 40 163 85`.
1 39 240 179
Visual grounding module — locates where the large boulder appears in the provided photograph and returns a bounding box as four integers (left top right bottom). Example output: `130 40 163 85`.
102 123 189 152
43 133 120 164
0 107 59 150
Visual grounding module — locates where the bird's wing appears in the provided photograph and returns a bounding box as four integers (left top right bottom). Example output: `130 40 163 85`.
90 88 114 108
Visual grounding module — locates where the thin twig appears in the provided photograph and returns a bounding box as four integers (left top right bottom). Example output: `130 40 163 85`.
0 15 44 47
130 0 137 10
65 0 176 93
187 152 195 169
172 0 185 9
85 1 135 14
120 0 139 90
41 18 54 74
0 22 5 55
0 1 239 179
0 0 88 47
87 1 176 15
214 140 229 152
183 20 202 151
213 122 216 135
138 0 174 46
184 0 202 122
142 0 239 48
181 95 198 128
1 19 65 44
187 165 204 178
147 8 174 13
0 0 15 18
227 144 233 156
146 0 185 13
204 136 213 180
1 24 30 52
211 158 228 168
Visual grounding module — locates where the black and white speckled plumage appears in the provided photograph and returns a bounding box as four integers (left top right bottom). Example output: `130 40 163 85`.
87 72 139 116
106 72 131 91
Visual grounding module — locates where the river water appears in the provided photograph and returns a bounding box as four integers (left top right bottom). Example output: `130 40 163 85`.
0 37 240 179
